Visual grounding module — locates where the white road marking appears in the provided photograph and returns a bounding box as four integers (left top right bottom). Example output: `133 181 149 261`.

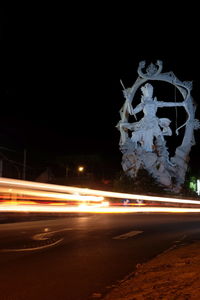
0 228 73 252
1 238 63 252
113 230 143 240
32 228 73 241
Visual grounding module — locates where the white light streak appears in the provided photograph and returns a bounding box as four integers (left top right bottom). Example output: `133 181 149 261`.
1 177 200 215
1 177 200 206
0 187 103 202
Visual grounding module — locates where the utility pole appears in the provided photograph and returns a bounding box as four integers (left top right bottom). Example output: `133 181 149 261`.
23 149 26 180
0 160 3 177
0 146 21 179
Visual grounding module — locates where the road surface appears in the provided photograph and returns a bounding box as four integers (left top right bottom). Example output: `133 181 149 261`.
0 213 200 300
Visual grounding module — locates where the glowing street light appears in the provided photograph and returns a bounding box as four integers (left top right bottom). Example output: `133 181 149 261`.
78 166 84 172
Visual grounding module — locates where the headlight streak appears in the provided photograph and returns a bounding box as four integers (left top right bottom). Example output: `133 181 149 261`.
0 177 200 205
1 204 200 213
0 177 200 214
0 187 104 202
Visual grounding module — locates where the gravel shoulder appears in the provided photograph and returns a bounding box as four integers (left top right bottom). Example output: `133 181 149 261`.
103 241 200 300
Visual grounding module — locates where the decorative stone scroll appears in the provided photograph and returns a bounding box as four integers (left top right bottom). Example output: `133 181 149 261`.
117 61 200 192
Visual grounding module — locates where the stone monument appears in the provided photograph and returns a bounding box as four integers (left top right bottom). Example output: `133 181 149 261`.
117 60 200 193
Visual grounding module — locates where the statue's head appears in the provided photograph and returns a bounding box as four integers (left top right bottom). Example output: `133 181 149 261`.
141 83 153 99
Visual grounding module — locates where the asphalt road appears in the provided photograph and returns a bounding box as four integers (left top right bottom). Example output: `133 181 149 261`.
1 213 200 300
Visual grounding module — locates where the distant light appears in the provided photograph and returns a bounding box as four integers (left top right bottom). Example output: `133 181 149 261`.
78 166 84 172
101 201 109 207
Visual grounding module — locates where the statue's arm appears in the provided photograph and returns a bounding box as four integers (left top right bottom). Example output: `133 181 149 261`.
130 103 143 115
157 101 185 108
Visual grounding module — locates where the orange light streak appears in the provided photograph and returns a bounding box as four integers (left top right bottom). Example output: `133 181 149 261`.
1 203 200 213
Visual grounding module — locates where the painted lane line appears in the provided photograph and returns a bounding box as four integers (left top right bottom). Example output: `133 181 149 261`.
113 230 143 240
1 238 63 252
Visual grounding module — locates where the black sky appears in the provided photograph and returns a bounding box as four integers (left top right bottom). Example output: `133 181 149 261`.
1 5 200 173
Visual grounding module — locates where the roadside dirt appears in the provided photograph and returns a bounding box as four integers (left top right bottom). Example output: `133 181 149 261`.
102 241 200 300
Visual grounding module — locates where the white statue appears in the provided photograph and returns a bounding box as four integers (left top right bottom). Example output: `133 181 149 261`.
122 83 187 152
117 61 200 193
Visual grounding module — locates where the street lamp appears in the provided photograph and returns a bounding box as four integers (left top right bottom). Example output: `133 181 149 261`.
78 166 84 173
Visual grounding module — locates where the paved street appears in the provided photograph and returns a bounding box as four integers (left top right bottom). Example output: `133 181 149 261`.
0 213 200 299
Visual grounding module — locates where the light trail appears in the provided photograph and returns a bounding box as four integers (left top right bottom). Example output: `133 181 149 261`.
0 177 200 206
0 187 104 202
1 203 200 213
0 177 89 193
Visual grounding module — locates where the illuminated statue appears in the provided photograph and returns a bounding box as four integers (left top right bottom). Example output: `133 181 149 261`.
122 82 189 152
117 61 200 192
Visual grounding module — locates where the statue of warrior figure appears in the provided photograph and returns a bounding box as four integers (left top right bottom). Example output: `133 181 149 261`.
122 83 187 152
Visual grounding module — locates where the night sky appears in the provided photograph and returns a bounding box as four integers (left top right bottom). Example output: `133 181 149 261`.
1 5 200 177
